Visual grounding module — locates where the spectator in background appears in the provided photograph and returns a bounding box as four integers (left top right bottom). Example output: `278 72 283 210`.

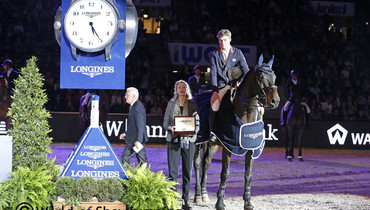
111 90 123 113
2 59 18 95
149 101 163 115
188 65 205 96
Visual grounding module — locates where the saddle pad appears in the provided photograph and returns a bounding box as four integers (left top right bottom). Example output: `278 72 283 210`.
251 139 265 159
239 120 264 150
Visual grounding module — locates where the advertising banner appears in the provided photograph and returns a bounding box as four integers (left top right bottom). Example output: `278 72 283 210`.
310 1 355 16
168 43 257 67
61 127 127 180
60 0 126 89
49 113 369 149
132 0 170 7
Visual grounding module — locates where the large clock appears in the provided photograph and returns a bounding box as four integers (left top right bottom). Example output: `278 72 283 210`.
63 0 125 60
54 0 137 60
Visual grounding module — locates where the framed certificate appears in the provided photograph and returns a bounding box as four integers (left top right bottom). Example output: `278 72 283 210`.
174 116 196 135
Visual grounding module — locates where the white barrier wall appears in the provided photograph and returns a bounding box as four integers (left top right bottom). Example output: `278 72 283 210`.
0 136 12 180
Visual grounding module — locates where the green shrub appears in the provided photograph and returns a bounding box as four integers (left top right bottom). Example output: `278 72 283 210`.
76 177 98 202
0 182 11 209
7 57 54 171
97 177 124 202
0 167 55 209
55 176 77 200
121 163 180 210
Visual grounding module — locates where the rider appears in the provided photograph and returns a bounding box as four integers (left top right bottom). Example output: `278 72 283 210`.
2 59 19 95
280 70 310 127
209 29 249 135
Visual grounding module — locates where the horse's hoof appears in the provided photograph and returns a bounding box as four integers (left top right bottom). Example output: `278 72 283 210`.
194 195 202 204
287 156 292 162
201 194 209 203
215 204 226 210
215 198 225 210
298 156 304 162
244 204 254 210
244 200 254 210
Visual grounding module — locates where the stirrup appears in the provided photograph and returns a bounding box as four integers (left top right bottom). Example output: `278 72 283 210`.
210 133 218 142
230 88 237 102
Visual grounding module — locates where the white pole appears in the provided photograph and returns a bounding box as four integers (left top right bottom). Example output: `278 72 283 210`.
90 94 100 128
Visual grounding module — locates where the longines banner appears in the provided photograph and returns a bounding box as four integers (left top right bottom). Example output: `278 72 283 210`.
61 127 127 180
60 0 126 89
168 43 257 67
50 113 369 149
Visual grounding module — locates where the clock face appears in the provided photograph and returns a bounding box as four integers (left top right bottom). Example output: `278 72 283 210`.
64 0 119 52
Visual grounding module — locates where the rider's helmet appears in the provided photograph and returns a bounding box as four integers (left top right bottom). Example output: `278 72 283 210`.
291 69 298 77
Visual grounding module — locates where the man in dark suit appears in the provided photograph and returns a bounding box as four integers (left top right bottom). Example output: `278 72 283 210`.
120 87 149 165
2 59 19 95
188 65 205 96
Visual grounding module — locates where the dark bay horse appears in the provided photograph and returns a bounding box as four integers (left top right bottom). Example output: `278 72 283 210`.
285 99 309 162
193 55 280 210
0 76 11 131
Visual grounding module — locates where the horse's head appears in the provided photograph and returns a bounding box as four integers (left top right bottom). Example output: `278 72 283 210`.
253 55 280 109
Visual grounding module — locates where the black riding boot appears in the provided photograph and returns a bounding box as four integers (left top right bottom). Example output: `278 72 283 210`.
280 109 288 126
304 113 310 128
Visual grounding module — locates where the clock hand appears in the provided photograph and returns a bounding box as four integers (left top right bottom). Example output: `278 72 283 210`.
89 22 102 41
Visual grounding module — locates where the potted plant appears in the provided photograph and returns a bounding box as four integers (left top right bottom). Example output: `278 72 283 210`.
0 57 58 209
54 177 126 210
97 177 124 202
0 167 56 209
121 163 180 210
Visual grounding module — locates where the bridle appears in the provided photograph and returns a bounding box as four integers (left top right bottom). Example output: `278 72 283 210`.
235 68 276 108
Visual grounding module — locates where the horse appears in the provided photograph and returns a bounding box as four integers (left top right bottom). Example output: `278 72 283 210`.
193 55 280 210
79 90 108 135
285 98 309 162
0 76 12 131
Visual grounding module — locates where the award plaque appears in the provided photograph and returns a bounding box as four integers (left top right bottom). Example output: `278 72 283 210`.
174 116 196 135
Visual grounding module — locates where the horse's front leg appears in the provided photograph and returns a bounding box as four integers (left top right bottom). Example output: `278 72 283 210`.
297 127 304 162
215 147 231 210
281 126 289 158
200 141 218 203
287 125 295 162
193 144 203 203
244 150 254 210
